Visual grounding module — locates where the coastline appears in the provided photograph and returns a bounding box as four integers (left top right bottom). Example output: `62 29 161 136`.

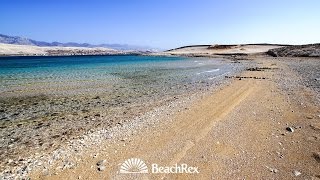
0 55 243 178
0 43 147 57
0 54 143 59
27 56 319 179
2 0 320 178
0 53 319 179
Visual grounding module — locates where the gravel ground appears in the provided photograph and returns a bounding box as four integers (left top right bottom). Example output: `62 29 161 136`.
282 58 320 103
1 56 319 179
270 57 320 107
0 57 248 179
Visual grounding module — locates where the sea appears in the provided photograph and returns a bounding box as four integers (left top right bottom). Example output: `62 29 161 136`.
0 55 240 98
0 55 244 155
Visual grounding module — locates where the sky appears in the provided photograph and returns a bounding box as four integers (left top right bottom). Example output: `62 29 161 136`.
1 0 320 49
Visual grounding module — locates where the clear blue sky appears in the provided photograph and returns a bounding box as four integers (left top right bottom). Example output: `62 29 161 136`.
1 0 320 49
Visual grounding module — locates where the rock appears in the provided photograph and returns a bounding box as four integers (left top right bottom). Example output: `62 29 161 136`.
63 161 75 169
82 109 89 113
286 127 294 132
93 96 100 99
17 166 28 175
97 165 106 171
51 112 59 116
96 160 106 166
7 159 13 164
310 123 320 131
293 170 302 176
266 166 278 173
313 152 320 163
266 44 320 57
307 115 314 119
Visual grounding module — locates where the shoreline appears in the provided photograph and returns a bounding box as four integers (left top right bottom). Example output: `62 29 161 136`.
29 56 319 179
1 55 319 179
4 78 224 179
0 70 237 179
0 54 143 59
0 55 244 178
1 43 319 58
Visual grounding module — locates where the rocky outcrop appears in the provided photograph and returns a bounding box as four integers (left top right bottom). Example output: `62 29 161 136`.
207 44 238 49
267 44 320 57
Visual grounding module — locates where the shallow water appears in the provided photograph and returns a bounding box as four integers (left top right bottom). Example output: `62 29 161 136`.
0 55 244 163
0 55 236 97
0 55 244 125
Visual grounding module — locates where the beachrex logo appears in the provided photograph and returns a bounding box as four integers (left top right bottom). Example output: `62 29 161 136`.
119 158 148 174
119 158 199 174
151 163 199 174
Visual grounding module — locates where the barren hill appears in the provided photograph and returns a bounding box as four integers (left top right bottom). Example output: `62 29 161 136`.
0 43 123 56
161 44 286 56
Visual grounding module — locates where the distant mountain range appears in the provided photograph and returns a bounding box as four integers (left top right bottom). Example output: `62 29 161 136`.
0 34 157 51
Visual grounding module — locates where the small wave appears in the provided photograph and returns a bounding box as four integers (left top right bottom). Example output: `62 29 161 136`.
205 69 220 73
197 69 220 75
208 72 229 80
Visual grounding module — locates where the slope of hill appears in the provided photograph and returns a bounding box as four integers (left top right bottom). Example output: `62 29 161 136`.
267 44 320 57
159 44 286 56
0 43 143 56
0 34 154 51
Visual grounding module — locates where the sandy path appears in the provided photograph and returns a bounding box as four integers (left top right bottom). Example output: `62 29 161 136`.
30 58 320 179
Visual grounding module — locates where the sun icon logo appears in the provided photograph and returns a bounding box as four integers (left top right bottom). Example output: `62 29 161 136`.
119 158 148 174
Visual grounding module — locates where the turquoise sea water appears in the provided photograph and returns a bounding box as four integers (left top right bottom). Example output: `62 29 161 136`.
0 55 239 97
0 55 243 170
0 55 244 143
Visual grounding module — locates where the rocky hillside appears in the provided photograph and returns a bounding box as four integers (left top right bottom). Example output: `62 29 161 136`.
0 34 155 51
267 44 320 57
0 43 146 56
